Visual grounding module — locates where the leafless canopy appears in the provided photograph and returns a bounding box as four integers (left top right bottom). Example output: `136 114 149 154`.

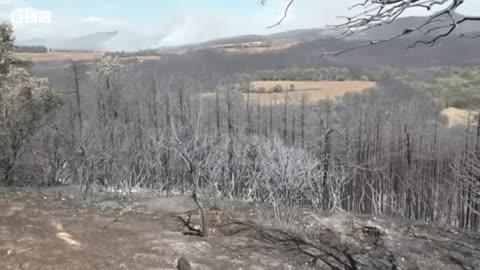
263 0 480 54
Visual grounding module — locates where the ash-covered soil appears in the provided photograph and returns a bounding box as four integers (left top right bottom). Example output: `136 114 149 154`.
0 187 479 270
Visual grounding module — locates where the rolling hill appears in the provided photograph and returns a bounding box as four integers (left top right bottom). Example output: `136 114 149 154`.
16 31 119 51
16 12 480 70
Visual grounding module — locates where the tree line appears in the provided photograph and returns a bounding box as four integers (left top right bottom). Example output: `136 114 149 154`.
234 66 370 83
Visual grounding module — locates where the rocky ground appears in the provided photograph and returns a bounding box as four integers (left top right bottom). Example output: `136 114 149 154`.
0 187 479 270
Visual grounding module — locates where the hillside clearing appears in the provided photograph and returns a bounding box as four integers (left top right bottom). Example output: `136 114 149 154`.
221 42 296 54
15 52 104 62
15 53 162 62
248 80 376 104
441 107 479 128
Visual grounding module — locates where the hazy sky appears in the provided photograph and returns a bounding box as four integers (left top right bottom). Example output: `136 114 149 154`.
1 0 480 50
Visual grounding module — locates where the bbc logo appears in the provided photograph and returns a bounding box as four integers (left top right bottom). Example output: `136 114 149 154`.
11 8 52 24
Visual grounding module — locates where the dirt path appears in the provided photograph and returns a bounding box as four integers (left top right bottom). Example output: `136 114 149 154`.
0 191 305 270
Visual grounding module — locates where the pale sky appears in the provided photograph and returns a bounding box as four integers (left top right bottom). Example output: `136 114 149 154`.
1 0 479 50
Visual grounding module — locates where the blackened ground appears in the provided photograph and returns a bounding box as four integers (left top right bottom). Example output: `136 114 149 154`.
0 187 479 270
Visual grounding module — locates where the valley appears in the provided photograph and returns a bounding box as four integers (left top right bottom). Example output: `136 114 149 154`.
2 2 480 269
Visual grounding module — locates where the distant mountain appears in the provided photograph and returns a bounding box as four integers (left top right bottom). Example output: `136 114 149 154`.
156 12 479 52
266 28 337 41
16 31 119 51
17 38 49 46
347 12 479 41
156 29 336 52
290 34 480 67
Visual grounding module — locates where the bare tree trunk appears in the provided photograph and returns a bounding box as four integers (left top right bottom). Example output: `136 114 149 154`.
473 111 480 230
464 113 471 229
3 140 21 185
163 88 172 192
193 192 208 237
150 75 162 144
283 90 288 142
246 84 251 135
179 86 186 129
269 100 273 136
72 61 83 137
322 131 331 211
257 99 261 135
227 87 235 197
301 94 306 148
216 86 221 139
3 162 14 185
476 110 480 156
321 103 333 211
405 124 413 219
291 108 295 146
405 125 412 169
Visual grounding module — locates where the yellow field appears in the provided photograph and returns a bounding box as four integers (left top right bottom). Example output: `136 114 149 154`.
247 80 376 104
15 52 104 62
15 52 162 62
120 55 162 61
441 107 479 128
222 42 296 54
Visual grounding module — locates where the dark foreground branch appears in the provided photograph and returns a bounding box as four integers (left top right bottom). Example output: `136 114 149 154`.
263 0 480 55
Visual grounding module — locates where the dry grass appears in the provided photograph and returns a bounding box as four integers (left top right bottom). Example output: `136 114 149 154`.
441 107 479 128
120 55 162 61
15 52 104 62
222 42 296 54
15 52 162 62
248 80 376 104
